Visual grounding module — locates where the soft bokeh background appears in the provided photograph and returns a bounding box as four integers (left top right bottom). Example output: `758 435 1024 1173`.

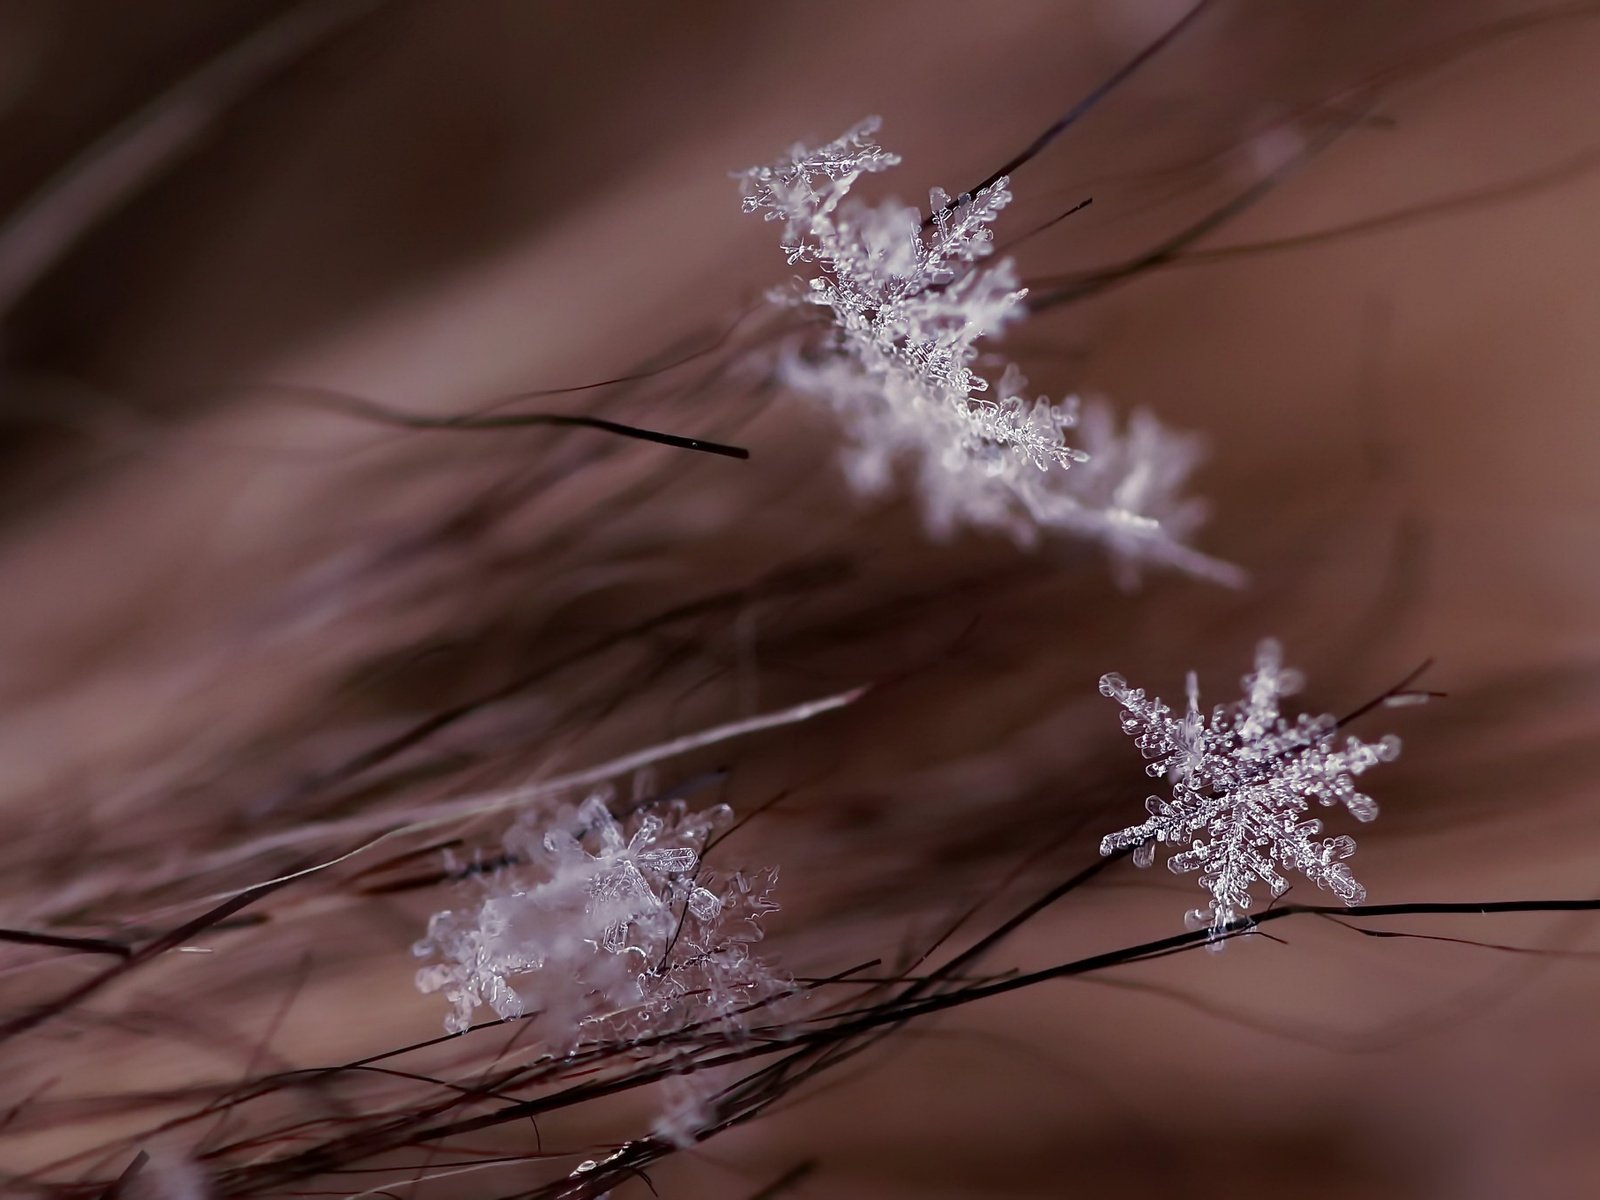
1 2 1598 1196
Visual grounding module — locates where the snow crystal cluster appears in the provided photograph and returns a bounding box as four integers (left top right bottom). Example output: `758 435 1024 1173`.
737 117 1238 584
1098 640 1403 940
413 792 782 1044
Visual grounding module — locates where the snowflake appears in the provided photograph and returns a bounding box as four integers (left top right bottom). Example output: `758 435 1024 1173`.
413 792 782 1042
737 118 1237 583
1098 640 1403 939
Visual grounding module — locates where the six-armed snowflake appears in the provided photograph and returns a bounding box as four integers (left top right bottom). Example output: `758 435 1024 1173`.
1099 639 1403 939
414 792 781 1040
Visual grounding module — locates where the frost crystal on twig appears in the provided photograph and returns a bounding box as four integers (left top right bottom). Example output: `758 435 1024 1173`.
738 118 1239 584
413 792 782 1043
1099 640 1403 939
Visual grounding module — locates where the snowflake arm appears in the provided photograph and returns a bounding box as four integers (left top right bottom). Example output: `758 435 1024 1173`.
736 116 900 225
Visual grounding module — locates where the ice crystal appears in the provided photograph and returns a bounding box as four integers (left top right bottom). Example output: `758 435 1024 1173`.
413 792 782 1042
738 118 1236 582
1099 640 1403 939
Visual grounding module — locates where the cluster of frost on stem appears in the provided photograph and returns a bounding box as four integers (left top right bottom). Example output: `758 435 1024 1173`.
1098 639 1404 941
737 117 1239 585
413 791 781 1045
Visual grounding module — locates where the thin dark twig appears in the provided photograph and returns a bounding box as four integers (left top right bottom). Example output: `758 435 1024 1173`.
1027 3 1600 311
266 387 750 460
1337 658 1436 728
286 560 847 804
0 880 287 1046
0 929 132 959
199 952 317 1158
1027 113 1361 310
932 0 1216 218
894 846 1135 1006
1003 195 1093 249
1314 913 1600 957
1170 144 1600 264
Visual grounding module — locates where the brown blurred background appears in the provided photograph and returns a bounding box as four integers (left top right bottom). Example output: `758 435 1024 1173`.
0 2 1598 1197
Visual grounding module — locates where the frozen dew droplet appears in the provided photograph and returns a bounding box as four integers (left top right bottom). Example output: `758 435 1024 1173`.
1383 691 1432 708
